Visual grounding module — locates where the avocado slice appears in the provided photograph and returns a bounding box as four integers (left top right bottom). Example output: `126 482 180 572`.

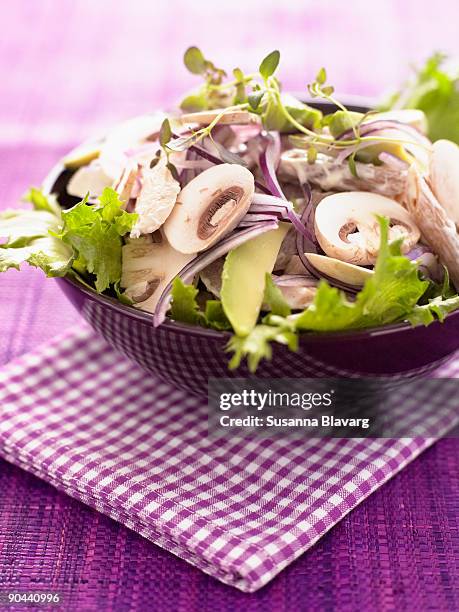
221 223 290 336
63 142 101 169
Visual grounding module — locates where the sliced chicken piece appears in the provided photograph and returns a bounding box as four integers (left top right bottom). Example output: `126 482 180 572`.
130 153 180 238
405 167 459 289
429 139 459 227
279 150 408 198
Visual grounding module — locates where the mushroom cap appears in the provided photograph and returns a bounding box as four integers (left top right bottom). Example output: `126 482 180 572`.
429 139 459 227
121 236 195 312
314 191 420 265
163 163 255 254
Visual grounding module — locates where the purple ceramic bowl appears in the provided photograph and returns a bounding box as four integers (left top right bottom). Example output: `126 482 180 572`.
43 102 459 396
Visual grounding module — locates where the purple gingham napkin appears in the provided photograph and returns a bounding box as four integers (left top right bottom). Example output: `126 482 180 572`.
0 326 457 592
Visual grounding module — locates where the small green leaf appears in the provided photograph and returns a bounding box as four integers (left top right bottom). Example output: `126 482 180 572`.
248 91 264 110
159 118 172 148
166 161 180 182
321 85 335 97
226 323 298 372
316 67 327 85
180 92 208 112
183 46 207 74
205 300 232 330
259 50 280 80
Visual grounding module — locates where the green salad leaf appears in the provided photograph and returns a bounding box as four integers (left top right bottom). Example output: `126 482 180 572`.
408 295 459 326
263 273 291 317
59 188 138 292
381 53 459 144
170 277 204 326
23 186 62 216
170 277 232 331
0 189 73 276
0 187 138 291
0 209 61 247
227 323 298 373
0 236 73 276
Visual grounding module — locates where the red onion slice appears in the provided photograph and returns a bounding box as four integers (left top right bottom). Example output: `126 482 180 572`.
378 151 410 169
337 119 431 146
171 133 271 194
153 220 279 327
406 245 433 260
259 132 285 199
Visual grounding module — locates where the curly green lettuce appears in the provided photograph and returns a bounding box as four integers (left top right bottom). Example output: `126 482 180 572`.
381 53 459 144
0 187 137 293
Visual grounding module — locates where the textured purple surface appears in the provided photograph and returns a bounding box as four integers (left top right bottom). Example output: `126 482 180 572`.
0 327 458 604
1 1 459 609
1 441 458 610
1 327 457 594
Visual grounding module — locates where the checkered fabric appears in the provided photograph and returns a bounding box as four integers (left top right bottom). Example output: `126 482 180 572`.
0 327 457 592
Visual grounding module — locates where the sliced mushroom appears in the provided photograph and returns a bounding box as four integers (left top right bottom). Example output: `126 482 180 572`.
279 150 408 198
429 139 459 227
130 153 180 238
304 253 373 286
314 192 420 265
179 109 259 126
163 163 255 253
121 235 195 312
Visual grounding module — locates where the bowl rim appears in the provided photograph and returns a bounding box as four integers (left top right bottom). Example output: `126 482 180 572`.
44 98 459 343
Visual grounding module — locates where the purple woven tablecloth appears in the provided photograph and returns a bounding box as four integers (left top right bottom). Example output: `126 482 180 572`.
1 325 457 595
1 1 459 609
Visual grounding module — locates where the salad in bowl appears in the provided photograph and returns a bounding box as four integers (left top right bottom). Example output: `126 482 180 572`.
2 49 459 373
